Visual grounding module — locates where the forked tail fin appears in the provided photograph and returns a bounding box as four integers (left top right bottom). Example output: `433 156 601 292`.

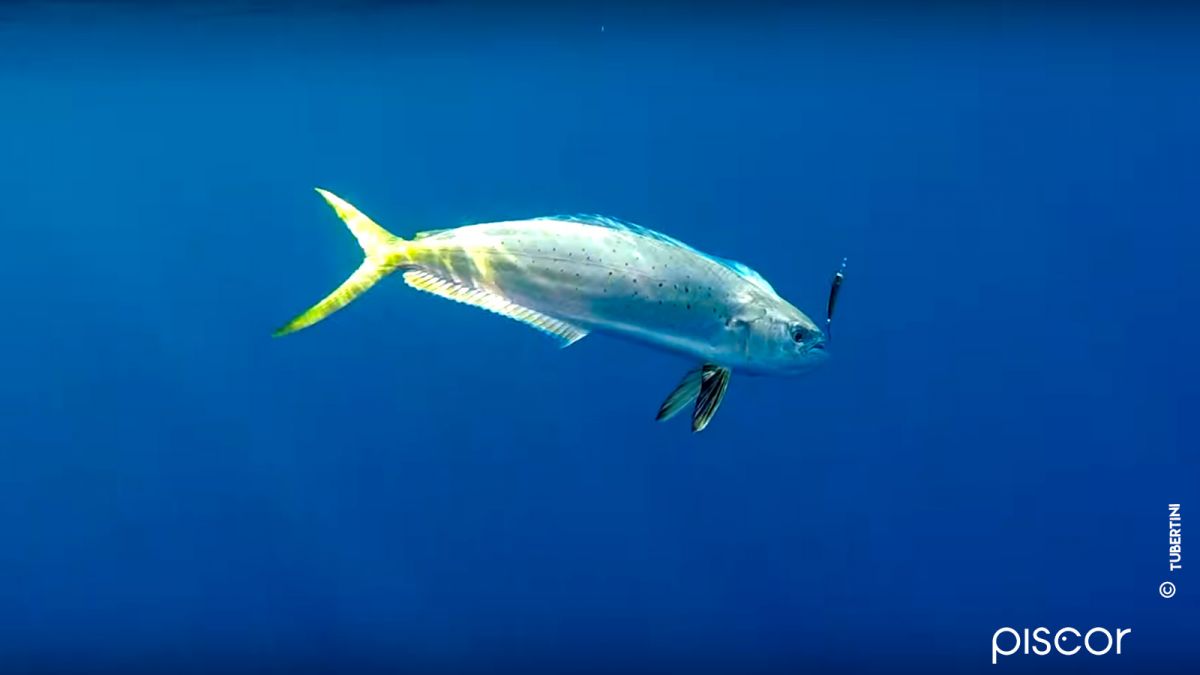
273 189 409 337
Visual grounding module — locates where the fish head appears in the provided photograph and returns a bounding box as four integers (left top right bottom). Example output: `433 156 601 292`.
739 297 829 374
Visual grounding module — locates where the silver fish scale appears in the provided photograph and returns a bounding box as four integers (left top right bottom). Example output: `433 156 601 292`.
413 217 769 362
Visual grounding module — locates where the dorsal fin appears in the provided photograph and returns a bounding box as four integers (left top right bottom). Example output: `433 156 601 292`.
535 214 696 252
716 259 776 294
402 270 589 346
536 214 776 294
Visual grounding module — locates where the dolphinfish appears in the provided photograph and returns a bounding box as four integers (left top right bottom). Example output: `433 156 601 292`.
275 189 837 432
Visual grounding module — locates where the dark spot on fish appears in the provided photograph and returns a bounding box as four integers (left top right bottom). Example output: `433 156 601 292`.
687 304 692 310
658 282 663 287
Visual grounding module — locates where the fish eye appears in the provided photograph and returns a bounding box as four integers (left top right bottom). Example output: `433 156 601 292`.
791 327 807 343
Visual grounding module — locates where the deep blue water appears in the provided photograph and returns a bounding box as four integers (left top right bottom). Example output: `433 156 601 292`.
1 3 1196 673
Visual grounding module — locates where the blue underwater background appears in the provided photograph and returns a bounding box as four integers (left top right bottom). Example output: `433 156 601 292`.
1 2 1196 673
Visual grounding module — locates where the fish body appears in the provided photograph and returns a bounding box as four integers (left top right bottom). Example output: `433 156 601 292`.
276 190 831 431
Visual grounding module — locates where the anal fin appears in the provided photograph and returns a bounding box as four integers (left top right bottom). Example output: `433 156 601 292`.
402 270 588 346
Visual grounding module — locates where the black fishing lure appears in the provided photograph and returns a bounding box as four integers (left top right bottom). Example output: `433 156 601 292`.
826 257 847 339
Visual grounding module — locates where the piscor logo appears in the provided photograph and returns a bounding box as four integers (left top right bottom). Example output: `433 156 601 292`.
992 627 1131 665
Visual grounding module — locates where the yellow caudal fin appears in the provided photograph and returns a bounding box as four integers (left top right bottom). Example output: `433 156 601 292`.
273 189 410 337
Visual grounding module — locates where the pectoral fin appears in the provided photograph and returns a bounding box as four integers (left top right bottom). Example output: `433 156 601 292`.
692 365 731 432
656 364 732 432
656 366 704 422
